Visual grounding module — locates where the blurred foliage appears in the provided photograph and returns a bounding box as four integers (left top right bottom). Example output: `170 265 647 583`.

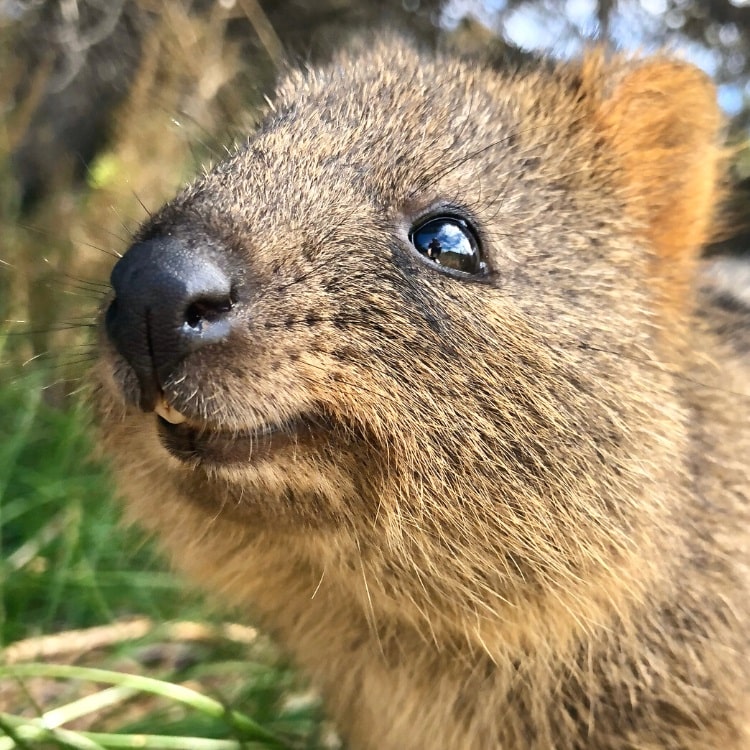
0 365 208 646
450 0 750 127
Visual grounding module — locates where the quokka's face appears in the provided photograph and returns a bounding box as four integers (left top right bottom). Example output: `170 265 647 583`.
94 39 685 558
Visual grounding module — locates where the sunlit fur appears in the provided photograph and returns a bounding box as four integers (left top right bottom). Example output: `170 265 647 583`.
94 37 750 749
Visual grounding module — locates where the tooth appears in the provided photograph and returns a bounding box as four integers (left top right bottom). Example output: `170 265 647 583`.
154 399 188 425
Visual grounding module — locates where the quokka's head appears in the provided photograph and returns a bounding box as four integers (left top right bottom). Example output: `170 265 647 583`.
95 37 724 625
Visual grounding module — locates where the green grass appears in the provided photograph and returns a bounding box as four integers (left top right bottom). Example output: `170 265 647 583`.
0 356 331 749
0 371 168 644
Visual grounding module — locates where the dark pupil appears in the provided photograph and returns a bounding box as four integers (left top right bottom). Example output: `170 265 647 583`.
411 217 480 274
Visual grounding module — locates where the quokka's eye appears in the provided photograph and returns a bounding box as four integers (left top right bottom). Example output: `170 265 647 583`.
409 216 484 276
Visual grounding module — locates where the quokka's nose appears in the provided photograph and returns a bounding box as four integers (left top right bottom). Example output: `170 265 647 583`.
105 235 236 410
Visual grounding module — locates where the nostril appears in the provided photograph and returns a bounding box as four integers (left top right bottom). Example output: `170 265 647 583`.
106 236 239 397
184 293 234 330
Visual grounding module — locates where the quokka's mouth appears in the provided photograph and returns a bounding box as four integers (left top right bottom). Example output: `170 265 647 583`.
155 412 321 465
153 399 189 425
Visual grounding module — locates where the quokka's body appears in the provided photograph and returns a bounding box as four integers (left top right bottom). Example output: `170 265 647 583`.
94 37 750 749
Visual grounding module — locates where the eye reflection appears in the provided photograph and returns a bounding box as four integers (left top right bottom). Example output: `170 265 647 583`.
409 216 483 275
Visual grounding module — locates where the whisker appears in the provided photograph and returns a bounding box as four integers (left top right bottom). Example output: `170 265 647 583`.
91 223 130 248
2 324 97 335
19 349 96 368
412 118 588 199
16 222 121 260
57 288 106 300
39 263 110 292
572 341 750 401
131 191 153 220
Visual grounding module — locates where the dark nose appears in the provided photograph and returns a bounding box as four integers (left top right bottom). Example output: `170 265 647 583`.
105 236 235 410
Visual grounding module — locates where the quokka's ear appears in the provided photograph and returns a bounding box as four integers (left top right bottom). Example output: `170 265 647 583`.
585 54 725 308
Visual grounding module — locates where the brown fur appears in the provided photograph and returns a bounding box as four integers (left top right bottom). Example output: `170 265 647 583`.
94 38 750 748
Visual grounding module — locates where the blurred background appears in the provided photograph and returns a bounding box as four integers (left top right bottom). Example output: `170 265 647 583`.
1 2 748 748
